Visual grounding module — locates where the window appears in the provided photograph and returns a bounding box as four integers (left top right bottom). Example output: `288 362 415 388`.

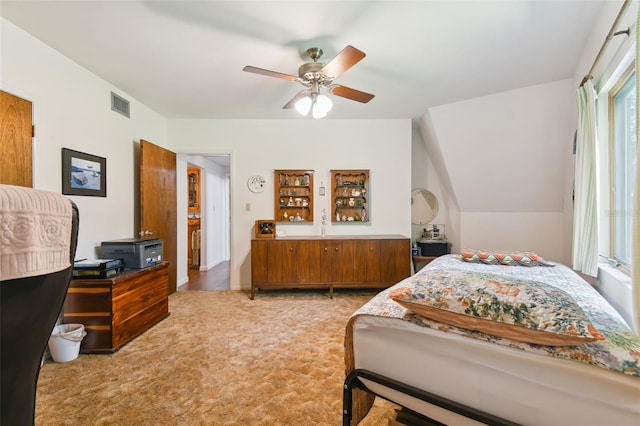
608 67 637 268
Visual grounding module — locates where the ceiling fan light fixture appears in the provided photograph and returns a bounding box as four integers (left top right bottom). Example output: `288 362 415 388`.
243 45 373 116
294 92 332 119
294 96 312 115
315 94 333 114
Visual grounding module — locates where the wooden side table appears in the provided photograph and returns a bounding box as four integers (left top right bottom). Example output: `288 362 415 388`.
62 262 169 353
412 255 438 273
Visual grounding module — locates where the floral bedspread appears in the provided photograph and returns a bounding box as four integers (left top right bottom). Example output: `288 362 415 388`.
352 254 640 377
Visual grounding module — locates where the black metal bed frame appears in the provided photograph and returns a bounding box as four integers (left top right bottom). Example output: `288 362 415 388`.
343 369 522 426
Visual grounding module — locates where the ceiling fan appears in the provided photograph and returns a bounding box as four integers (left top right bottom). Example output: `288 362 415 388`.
243 45 374 118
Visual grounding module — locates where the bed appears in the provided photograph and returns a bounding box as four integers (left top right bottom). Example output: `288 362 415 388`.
344 253 640 426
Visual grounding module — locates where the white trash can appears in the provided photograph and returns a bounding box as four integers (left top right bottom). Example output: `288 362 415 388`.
48 324 86 362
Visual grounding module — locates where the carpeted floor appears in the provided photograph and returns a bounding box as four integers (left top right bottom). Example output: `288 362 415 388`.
36 290 399 425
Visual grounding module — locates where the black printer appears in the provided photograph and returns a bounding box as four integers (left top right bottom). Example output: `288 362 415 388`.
101 237 163 269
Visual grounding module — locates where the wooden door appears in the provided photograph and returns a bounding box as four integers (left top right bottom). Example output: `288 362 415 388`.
0 90 32 186
362 239 381 283
268 240 297 283
319 239 333 283
140 139 177 293
332 240 358 283
330 240 343 283
381 239 411 284
251 239 269 284
297 239 322 284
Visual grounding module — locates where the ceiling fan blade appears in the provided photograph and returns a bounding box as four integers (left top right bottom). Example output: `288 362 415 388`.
320 45 366 78
329 85 375 103
243 65 298 81
283 90 310 109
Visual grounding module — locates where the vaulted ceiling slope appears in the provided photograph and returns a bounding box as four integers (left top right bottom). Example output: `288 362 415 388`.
427 79 574 213
0 0 604 120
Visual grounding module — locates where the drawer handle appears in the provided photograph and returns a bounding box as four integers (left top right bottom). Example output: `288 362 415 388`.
335 247 339 252
324 247 328 252
289 247 294 252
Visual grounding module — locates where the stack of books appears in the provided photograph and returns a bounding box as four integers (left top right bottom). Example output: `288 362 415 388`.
72 258 124 279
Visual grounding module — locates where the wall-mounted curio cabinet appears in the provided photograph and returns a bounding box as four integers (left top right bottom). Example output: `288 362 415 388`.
187 167 200 212
331 169 369 223
274 170 314 223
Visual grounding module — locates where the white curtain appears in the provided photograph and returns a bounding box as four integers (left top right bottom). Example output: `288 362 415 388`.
632 12 640 335
572 80 599 277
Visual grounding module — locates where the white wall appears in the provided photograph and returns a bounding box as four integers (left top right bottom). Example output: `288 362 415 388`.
414 117 461 253
415 80 575 263
167 119 412 290
1 18 167 260
459 212 565 261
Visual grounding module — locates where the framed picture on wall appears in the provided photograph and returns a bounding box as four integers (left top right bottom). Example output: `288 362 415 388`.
61 148 107 197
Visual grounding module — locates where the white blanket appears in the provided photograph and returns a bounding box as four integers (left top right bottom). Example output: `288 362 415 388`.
0 185 73 281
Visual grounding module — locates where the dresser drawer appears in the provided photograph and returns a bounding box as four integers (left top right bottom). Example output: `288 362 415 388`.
112 271 168 325
63 262 169 353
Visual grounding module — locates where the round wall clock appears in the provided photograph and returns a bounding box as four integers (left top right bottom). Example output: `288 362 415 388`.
247 175 266 193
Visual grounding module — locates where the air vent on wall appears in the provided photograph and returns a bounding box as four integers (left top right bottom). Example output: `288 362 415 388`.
111 92 130 118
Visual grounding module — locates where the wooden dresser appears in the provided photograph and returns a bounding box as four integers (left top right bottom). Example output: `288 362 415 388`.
250 235 410 299
62 262 170 353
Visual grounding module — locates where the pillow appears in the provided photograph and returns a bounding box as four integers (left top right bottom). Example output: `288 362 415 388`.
460 248 554 267
389 269 604 346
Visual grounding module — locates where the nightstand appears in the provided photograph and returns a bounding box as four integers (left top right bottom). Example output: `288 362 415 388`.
413 239 451 273
412 255 437 273
417 239 450 256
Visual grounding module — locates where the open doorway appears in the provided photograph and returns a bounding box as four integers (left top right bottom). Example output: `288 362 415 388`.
181 154 230 291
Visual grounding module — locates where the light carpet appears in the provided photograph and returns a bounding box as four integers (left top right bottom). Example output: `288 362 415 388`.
36 290 398 425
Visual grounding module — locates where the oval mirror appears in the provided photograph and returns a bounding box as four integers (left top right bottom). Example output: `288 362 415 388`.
411 189 439 225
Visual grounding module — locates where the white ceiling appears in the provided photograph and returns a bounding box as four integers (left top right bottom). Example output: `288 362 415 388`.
1 1 604 121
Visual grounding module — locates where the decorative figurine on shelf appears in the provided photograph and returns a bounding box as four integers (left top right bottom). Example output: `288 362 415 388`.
294 177 300 186
348 197 355 207
336 211 341 222
433 224 445 240
283 212 288 220
432 224 440 240
428 224 445 240
342 188 349 197
321 209 327 237
361 207 367 222
422 228 431 239
288 197 294 206
284 174 289 186
295 213 302 221
352 189 360 196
